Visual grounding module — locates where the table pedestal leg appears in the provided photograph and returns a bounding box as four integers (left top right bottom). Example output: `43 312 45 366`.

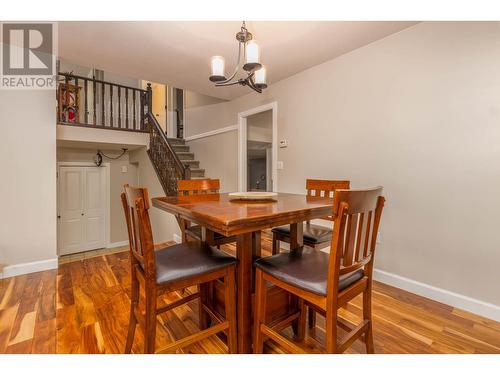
236 232 254 354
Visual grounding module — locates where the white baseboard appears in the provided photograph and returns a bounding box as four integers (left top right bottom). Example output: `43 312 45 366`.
374 268 500 322
106 240 129 249
0 258 58 279
173 233 182 244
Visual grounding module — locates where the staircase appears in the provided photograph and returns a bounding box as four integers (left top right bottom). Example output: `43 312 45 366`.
167 138 206 179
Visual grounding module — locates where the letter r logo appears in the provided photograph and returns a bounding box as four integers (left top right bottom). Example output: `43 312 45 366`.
2 23 53 75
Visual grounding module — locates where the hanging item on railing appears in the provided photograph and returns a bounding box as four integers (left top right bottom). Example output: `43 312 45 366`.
94 148 128 167
209 21 267 93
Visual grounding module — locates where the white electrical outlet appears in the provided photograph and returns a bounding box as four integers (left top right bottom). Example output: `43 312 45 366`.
376 231 382 244
121 166 128 173
277 161 284 170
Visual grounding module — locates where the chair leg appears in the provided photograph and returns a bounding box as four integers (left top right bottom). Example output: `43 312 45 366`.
144 288 157 354
253 268 268 354
295 299 307 341
308 305 316 329
325 309 338 354
198 282 210 330
363 284 375 354
224 267 238 353
272 233 279 255
125 270 139 353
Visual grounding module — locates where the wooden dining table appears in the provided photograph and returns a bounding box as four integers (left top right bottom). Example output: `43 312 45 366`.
152 192 333 353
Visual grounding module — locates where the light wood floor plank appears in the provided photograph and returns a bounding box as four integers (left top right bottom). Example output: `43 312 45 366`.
0 236 498 354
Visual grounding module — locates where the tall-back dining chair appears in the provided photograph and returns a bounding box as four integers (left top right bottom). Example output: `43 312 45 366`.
178 179 221 196
253 187 385 354
121 184 238 354
271 179 350 254
177 179 237 246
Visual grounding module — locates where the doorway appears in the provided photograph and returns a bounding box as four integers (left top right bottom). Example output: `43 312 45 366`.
57 163 109 256
238 102 278 192
173 88 184 139
151 83 167 132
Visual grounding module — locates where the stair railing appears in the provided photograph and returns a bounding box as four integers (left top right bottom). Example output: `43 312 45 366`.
145 111 191 196
57 72 149 132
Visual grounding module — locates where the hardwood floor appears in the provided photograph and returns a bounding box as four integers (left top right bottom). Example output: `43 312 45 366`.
1 234 499 354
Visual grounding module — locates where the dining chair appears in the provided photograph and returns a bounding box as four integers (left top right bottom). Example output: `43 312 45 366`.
271 179 350 254
121 185 238 354
177 179 237 247
253 187 385 354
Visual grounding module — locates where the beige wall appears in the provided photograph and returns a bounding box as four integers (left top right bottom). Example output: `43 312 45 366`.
57 148 139 244
185 90 226 109
129 147 181 243
182 22 500 307
248 110 273 143
187 131 239 193
185 91 230 137
0 89 57 269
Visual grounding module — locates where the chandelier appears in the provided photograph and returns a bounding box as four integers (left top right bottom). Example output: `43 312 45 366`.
209 21 267 93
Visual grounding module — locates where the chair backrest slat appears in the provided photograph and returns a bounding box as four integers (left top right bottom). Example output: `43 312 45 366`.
121 185 155 276
328 187 385 294
177 179 220 196
306 179 350 198
305 179 350 220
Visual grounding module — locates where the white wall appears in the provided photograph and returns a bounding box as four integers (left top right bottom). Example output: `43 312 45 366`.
0 89 57 274
182 22 500 312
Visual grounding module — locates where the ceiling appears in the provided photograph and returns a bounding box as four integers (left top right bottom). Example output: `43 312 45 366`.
59 21 418 100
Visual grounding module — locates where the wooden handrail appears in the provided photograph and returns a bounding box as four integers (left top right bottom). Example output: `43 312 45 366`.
145 112 190 195
58 72 147 93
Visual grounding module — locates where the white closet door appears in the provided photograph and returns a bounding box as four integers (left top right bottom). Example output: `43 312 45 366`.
58 166 106 255
58 167 85 255
82 167 106 251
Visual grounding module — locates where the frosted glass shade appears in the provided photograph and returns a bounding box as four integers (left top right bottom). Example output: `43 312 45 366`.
243 41 262 71
254 66 267 87
209 56 226 81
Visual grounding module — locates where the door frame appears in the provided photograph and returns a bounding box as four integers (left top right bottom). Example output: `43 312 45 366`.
238 101 278 192
167 86 187 138
56 162 111 255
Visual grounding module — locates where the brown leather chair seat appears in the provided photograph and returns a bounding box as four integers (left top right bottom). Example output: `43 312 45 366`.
254 247 364 296
185 225 227 241
271 223 332 244
145 241 237 285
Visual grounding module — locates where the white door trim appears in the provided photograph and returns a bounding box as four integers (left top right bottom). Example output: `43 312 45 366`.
166 85 175 137
238 101 278 192
56 162 111 255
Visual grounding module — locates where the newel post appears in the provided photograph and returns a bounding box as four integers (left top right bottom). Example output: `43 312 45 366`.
146 82 153 114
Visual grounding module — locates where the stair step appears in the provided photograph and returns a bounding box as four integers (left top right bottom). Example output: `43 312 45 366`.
176 152 195 160
172 145 190 153
167 138 185 145
189 168 205 177
183 160 200 168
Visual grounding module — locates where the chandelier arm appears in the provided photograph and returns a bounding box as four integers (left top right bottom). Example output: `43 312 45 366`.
246 77 262 93
217 42 243 85
215 80 244 87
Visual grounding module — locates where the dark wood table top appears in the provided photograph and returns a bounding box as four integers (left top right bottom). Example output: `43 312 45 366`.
152 193 333 236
